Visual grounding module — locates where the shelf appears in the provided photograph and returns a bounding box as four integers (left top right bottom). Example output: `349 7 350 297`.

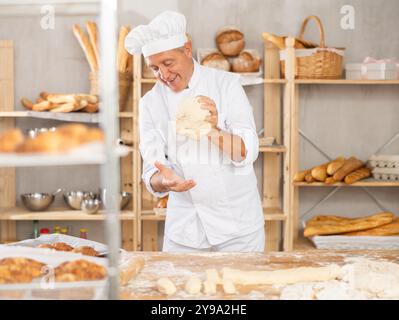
0 0 100 16
295 79 399 85
0 143 132 167
0 111 132 122
141 207 286 222
259 144 286 153
0 207 135 221
263 79 287 84
294 179 399 187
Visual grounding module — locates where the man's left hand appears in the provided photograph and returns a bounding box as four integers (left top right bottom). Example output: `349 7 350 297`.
197 95 218 130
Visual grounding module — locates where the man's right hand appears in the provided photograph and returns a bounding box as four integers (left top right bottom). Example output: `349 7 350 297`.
151 161 196 192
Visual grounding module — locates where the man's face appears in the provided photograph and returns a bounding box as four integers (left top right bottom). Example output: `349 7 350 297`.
146 42 194 92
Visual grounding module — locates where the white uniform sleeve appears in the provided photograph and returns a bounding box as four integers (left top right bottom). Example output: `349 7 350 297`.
139 98 169 198
223 78 259 167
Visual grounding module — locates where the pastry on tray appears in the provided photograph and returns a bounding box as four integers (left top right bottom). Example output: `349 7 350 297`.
0 257 45 283
55 259 106 282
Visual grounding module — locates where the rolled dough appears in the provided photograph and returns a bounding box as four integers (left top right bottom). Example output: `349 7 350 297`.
203 280 217 295
205 268 222 284
221 264 341 285
175 97 211 140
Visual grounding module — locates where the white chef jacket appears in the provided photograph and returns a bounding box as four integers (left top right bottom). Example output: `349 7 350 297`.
139 59 264 248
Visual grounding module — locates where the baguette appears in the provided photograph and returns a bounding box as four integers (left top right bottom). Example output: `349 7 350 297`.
327 157 345 175
304 212 395 237
40 91 50 100
307 215 352 226
21 98 33 110
86 21 100 68
32 100 52 111
344 167 371 184
293 169 311 182
73 24 98 72
50 102 75 113
82 102 99 113
344 217 399 236
333 157 364 181
117 26 131 73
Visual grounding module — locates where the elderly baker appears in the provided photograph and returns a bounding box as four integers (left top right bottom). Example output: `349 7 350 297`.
125 11 265 252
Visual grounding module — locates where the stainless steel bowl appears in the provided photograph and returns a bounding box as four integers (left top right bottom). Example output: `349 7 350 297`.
26 127 56 139
99 189 132 209
120 192 132 210
63 191 96 210
81 198 101 215
21 193 55 211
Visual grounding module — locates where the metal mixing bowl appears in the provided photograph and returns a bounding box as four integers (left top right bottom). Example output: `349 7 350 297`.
99 189 132 209
63 191 97 210
21 193 55 211
81 198 101 215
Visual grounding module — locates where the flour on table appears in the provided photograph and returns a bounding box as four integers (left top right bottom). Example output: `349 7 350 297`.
280 258 399 300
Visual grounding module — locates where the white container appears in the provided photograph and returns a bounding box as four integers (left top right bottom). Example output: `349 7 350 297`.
345 62 397 80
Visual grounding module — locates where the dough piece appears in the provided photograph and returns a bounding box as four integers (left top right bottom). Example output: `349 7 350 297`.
119 256 145 286
221 264 341 285
175 97 211 140
222 279 236 294
184 276 202 295
157 277 177 295
203 280 217 295
205 269 222 284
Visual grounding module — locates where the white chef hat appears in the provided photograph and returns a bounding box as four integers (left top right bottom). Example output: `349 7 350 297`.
125 11 188 58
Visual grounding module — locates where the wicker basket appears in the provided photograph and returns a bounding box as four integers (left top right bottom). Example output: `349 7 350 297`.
280 16 345 79
89 71 133 111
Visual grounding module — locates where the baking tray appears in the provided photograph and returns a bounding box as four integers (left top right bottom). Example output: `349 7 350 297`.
371 167 399 181
368 154 399 169
0 245 108 300
309 235 399 250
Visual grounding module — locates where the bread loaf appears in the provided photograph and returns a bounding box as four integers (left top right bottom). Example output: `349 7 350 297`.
293 169 311 182
201 52 230 71
73 24 98 72
311 162 330 182
231 50 261 73
0 129 25 152
305 173 315 183
325 177 336 185
327 157 345 175
32 100 52 111
304 212 395 237
156 196 169 209
333 157 364 181
21 98 33 110
215 27 245 57
344 167 371 184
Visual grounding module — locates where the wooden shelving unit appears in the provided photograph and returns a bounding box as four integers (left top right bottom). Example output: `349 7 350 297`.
282 37 399 247
0 40 137 250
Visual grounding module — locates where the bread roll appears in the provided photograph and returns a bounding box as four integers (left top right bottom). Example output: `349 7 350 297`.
305 173 315 183
293 169 311 182
333 157 364 181
311 162 329 182
0 129 25 152
327 157 345 175
156 196 168 209
215 27 245 57
21 98 33 110
231 50 261 73
201 52 230 71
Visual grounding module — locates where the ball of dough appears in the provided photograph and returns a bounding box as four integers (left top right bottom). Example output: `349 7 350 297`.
184 276 202 295
157 277 177 295
175 97 211 140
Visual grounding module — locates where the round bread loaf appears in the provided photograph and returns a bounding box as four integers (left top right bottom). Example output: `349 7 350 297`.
231 50 261 73
215 26 245 57
201 52 230 71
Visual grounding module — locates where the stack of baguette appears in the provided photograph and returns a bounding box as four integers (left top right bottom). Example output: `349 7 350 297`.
0 124 103 154
294 156 371 185
262 32 318 49
21 92 99 113
304 212 399 237
72 21 132 74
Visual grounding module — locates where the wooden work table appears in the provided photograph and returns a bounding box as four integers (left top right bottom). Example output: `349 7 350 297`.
120 249 399 300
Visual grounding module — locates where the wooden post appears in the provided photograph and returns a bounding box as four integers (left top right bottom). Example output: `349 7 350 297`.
0 40 16 243
263 41 282 251
283 37 296 251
